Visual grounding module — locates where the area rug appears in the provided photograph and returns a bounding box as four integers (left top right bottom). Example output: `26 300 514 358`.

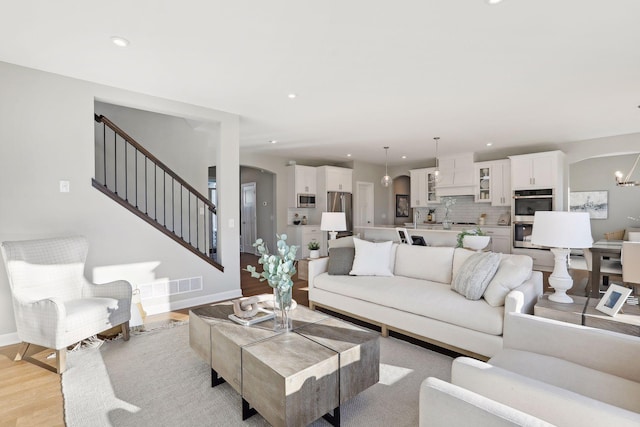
62 322 453 426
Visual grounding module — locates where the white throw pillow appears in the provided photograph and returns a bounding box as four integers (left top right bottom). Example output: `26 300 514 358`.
349 238 394 276
451 252 501 300
483 255 533 307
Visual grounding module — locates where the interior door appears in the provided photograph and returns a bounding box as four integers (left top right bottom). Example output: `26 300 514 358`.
355 181 374 230
241 182 257 254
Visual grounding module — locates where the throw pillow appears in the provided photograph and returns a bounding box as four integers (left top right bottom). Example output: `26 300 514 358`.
483 255 533 307
328 235 355 249
327 247 356 275
349 238 394 276
451 252 501 300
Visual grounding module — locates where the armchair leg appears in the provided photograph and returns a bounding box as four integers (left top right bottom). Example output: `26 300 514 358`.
14 342 30 361
122 321 130 341
56 349 67 374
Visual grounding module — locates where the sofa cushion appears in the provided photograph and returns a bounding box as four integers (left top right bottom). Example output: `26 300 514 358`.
483 255 533 307
490 349 640 413
327 247 355 275
313 272 504 335
349 238 394 276
394 245 455 284
451 252 501 300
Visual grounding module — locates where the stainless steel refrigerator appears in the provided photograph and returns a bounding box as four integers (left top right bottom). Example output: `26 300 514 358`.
327 191 353 237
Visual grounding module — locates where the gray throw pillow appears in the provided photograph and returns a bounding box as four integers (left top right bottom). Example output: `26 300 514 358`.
328 247 356 275
451 252 501 300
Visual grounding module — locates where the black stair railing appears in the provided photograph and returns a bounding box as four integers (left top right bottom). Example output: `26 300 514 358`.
93 114 222 272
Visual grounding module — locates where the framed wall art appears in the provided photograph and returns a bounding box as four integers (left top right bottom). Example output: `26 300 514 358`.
569 190 608 219
395 194 409 218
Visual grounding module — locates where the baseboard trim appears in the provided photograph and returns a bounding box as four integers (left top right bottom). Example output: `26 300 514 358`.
142 289 243 316
0 332 20 347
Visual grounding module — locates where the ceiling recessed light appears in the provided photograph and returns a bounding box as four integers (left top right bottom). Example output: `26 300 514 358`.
110 36 130 47
486 142 493 147
288 93 297 99
402 155 407 159
269 140 277 144
347 154 352 157
487 0 503 4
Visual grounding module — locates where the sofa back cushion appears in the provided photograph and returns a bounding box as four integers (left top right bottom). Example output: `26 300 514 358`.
394 245 455 284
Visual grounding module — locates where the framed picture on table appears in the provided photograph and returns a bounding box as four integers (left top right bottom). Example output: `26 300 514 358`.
396 194 409 218
595 284 632 316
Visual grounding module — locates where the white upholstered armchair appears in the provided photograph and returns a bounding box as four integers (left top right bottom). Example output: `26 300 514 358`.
1 236 132 373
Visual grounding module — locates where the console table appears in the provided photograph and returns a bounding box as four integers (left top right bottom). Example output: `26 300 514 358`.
535 294 640 336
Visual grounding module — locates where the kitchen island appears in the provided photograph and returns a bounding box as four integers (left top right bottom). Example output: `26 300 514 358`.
355 224 511 253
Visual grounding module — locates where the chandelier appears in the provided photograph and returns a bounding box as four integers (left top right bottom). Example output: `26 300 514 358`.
615 153 640 186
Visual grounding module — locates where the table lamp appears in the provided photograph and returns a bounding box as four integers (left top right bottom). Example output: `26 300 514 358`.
530 211 593 303
321 212 347 240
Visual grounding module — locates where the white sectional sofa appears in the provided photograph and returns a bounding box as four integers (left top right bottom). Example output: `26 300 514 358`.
420 312 640 426
308 240 543 358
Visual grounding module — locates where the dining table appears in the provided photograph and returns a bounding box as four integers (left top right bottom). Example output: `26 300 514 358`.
589 240 623 298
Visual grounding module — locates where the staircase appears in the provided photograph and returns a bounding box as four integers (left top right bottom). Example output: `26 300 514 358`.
93 114 222 272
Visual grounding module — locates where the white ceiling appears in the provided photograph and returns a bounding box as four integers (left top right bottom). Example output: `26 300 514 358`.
1 0 639 166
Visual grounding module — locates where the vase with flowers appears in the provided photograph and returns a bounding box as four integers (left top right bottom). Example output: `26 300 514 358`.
245 234 298 331
441 197 456 230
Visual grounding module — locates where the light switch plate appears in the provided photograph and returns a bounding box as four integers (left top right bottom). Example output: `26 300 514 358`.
59 180 70 193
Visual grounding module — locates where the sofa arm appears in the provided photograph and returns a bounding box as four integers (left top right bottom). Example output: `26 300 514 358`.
307 257 329 288
503 312 640 383
504 271 543 314
452 357 640 427
419 377 553 427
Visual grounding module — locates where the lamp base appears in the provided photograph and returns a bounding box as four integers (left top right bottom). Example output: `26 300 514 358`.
328 231 338 240
548 247 574 304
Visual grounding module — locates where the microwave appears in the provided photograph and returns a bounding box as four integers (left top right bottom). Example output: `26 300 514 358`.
297 193 316 208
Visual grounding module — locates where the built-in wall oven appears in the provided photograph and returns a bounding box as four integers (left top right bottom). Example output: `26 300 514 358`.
512 189 554 249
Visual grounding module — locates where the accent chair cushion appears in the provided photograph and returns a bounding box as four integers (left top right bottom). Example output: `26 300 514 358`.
452 252 501 300
349 238 394 276
327 247 356 275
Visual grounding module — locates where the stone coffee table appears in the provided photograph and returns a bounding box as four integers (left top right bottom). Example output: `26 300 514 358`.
189 302 380 427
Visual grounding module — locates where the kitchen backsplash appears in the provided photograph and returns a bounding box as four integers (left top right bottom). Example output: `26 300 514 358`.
413 196 510 226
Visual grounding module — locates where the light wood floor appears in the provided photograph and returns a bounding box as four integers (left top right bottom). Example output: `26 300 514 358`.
0 253 308 427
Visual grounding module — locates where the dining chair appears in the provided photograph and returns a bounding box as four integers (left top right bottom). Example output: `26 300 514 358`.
581 247 623 295
1 236 132 373
622 241 640 295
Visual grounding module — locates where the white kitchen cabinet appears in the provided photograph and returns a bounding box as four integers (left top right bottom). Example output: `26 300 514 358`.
318 166 352 193
482 226 511 254
287 165 316 207
286 225 325 259
509 151 564 190
410 167 440 208
491 159 511 207
474 161 492 203
409 168 428 207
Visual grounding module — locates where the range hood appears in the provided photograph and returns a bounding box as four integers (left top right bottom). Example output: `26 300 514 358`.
436 185 476 197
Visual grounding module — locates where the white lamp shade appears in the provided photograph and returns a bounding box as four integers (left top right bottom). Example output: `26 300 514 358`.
530 211 593 249
320 212 347 232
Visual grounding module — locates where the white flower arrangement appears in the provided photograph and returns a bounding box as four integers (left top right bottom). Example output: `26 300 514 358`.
442 197 456 219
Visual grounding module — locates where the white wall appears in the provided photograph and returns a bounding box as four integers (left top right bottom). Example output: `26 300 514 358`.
0 61 241 343
570 154 640 240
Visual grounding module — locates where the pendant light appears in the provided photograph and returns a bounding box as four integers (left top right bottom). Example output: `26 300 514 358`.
433 137 441 183
614 153 640 186
381 146 392 187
